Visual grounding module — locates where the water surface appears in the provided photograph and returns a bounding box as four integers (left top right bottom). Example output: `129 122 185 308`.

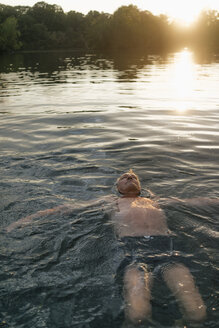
0 49 218 327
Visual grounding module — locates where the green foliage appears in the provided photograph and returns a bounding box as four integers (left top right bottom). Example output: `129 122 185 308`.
191 10 219 51
0 2 219 53
65 11 86 49
109 5 142 50
30 1 65 31
0 16 22 52
0 4 17 23
85 11 111 50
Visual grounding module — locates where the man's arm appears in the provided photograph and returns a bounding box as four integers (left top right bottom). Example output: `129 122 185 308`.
181 197 219 206
160 197 219 207
6 194 116 233
6 204 73 233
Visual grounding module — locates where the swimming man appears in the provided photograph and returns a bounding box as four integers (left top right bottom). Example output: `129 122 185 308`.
6 169 219 325
113 169 210 325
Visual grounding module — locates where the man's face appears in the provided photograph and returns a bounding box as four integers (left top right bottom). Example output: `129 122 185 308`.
117 171 141 196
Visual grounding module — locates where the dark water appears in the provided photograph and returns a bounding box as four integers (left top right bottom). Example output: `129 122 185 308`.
0 50 218 327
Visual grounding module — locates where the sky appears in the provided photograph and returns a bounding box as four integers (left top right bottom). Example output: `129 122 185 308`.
1 0 219 25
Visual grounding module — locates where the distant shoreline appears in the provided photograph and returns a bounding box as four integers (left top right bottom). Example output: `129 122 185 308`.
1 3 219 54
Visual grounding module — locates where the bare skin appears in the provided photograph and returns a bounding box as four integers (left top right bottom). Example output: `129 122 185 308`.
114 170 207 325
6 169 218 324
113 196 169 237
5 205 72 232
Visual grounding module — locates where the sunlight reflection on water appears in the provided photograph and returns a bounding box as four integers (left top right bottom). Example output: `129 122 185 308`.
171 49 196 113
0 49 219 328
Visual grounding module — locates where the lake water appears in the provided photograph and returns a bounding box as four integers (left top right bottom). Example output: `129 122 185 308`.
0 49 218 327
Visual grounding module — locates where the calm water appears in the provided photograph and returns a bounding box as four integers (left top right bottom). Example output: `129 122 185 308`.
0 49 218 328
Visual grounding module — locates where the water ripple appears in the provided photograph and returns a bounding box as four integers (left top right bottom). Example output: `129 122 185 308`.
0 50 219 327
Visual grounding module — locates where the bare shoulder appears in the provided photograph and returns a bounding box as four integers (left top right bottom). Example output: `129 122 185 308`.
100 195 118 208
137 197 154 204
141 196 160 206
86 195 117 205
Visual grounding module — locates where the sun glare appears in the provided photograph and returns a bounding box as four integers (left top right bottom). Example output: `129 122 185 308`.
171 50 196 112
164 2 201 26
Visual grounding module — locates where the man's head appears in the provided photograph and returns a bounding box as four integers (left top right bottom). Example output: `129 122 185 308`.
116 169 141 197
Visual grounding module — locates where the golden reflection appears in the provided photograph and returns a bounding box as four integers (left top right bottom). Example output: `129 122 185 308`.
171 49 196 113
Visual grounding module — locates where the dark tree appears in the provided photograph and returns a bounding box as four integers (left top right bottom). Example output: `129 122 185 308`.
0 2 219 53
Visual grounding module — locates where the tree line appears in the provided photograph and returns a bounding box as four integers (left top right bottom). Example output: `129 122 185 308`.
0 1 219 53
